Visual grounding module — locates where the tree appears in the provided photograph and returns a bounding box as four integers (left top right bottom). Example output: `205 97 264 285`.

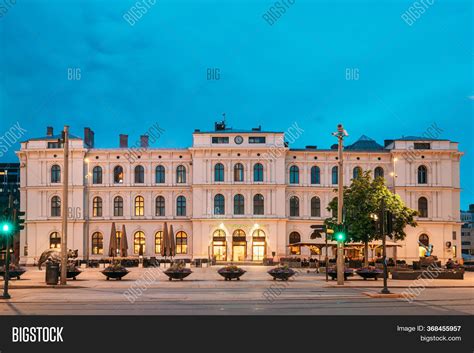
325 171 418 267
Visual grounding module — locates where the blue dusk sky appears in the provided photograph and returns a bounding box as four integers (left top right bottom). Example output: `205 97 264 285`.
0 0 472 207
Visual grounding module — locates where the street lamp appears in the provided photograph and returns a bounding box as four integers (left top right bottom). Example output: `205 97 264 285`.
332 124 348 285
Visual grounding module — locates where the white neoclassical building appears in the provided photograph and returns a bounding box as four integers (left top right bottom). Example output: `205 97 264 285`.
16 122 463 265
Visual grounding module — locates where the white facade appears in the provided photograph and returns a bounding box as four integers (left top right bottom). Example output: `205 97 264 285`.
16 125 463 265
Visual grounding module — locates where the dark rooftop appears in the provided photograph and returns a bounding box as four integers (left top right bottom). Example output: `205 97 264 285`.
345 135 385 151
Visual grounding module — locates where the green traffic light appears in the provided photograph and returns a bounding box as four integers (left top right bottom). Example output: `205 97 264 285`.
1 222 12 234
335 232 346 242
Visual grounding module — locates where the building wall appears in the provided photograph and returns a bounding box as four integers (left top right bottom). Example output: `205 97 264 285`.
16 130 463 265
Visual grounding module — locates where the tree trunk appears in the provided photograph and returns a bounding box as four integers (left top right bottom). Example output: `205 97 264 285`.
364 242 369 267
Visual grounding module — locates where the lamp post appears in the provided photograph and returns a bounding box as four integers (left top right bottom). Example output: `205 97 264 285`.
60 126 69 285
332 124 348 285
1 195 14 299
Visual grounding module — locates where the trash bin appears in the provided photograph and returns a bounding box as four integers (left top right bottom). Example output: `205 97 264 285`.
45 262 59 285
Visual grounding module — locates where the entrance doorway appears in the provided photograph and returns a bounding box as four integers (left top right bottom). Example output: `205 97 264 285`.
233 242 246 262
212 229 227 261
252 229 266 261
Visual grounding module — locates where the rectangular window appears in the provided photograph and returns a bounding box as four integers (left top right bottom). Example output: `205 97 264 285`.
211 136 229 144
452 231 457 240
47 141 63 148
414 142 431 150
249 136 266 144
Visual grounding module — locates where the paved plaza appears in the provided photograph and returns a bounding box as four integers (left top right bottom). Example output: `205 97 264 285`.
0 266 473 315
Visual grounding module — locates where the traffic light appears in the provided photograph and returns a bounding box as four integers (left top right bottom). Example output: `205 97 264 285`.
14 210 26 231
0 221 13 235
334 224 347 242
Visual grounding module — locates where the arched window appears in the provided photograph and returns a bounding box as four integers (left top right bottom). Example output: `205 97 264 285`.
176 231 188 254
418 197 428 218
155 196 165 216
134 196 144 216
176 195 186 216
418 165 428 184
311 166 320 184
213 229 226 238
353 166 362 179
254 163 263 182
134 231 146 255
311 196 321 217
419 234 429 247
92 196 103 217
155 231 163 253
51 196 61 217
289 231 301 255
214 163 224 182
332 166 338 184
50 232 61 249
176 165 186 183
92 166 102 184
234 163 244 182
114 166 124 184
234 194 245 215
214 194 225 215
233 229 246 238
51 165 61 183
253 229 265 238
374 166 384 179
113 196 123 216
289 165 299 184
91 232 103 255
290 196 299 217
155 165 165 183
134 165 145 183
253 194 264 215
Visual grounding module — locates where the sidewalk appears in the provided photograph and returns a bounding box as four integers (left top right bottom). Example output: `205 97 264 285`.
2 266 473 289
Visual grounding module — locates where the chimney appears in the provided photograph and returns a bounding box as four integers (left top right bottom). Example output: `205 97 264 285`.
140 135 149 148
84 127 95 148
119 134 128 148
46 126 54 136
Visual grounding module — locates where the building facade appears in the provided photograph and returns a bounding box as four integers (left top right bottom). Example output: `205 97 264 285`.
461 204 474 258
16 123 463 265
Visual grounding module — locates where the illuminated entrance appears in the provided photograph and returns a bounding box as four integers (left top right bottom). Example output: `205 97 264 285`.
252 229 266 261
212 229 227 261
232 229 247 262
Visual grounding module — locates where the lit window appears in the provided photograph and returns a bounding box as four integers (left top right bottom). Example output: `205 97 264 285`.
91 232 103 255
135 196 144 216
176 165 186 183
134 231 146 255
289 232 301 255
176 231 188 254
114 166 124 184
50 232 61 249
155 231 163 253
92 196 102 217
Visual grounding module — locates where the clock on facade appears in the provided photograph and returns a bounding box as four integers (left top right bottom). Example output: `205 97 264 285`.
234 135 243 144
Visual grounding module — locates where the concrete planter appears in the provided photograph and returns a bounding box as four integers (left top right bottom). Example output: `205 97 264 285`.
164 269 192 281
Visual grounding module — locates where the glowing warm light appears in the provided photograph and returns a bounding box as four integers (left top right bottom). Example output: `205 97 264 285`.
84 158 90 163
254 223 259 228
390 172 395 177
219 223 224 229
394 158 398 162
